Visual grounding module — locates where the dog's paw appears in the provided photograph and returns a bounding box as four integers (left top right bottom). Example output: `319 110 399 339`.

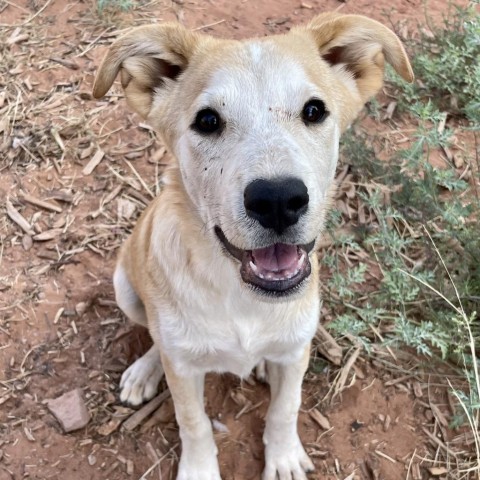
177 455 221 480
120 351 164 406
262 438 314 480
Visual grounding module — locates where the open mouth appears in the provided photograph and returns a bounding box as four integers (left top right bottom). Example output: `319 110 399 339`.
214 226 314 295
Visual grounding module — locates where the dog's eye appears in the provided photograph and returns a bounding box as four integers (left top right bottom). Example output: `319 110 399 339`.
302 99 328 124
193 109 221 134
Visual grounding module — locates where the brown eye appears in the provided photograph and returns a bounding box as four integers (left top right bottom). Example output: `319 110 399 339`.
302 99 328 124
193 109 221 134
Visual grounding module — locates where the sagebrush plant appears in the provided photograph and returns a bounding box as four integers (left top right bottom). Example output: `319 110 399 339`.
324 0 480 461
389 1 480 125
97 0 134 12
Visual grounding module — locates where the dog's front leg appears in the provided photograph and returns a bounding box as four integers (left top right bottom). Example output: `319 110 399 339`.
263 346 314 480
161 355 221 480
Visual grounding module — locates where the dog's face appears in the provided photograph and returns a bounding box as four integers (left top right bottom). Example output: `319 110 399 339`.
93 14 412 298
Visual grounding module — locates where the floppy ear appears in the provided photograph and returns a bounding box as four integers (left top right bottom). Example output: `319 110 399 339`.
92 24 200 118
306 13 413 103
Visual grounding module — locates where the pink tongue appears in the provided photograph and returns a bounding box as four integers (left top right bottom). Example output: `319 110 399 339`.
252 244 299 272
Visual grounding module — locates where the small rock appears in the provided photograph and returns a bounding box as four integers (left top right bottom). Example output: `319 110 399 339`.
47 388 90 432
88 454 97 466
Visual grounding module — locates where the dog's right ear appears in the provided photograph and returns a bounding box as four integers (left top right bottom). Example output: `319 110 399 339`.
92 24 199 118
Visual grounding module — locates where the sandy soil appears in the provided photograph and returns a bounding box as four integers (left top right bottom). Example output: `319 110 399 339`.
0 0 473 479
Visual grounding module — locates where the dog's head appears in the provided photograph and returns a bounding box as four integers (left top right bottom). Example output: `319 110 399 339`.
93 14 412 298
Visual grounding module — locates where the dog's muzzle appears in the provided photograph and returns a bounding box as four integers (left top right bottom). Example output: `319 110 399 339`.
215 226 315 296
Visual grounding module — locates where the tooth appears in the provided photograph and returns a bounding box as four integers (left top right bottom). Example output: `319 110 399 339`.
249 261 258 272
259 273 265 279
299 253 305 265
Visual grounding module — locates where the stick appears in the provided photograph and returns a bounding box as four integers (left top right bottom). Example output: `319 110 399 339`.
122 389 171 431
6 198 34 235
23 194 62 213
192 19 225 31
422 427 459 458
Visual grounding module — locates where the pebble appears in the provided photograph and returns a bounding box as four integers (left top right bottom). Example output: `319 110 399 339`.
47 388 90 432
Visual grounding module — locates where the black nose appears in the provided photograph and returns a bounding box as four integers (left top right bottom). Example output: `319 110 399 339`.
244 178 309 234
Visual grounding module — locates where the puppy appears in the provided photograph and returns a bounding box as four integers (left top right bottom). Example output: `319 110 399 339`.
93 13 412 480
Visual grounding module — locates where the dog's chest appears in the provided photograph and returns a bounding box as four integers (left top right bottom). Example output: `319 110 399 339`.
160 295 318 377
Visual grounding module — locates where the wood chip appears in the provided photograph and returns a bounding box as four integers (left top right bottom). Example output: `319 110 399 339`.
7 28 29 45
412 463 422 480
428 466 448 476
122 389 170 431
412 381 423 398
50 128 65 151
33 228 63 242
310 409 331 430
6 199 34 235
49 190 74 203
24 426 35 441
383 101 397 120
23 194 62 213
82 150 105 176
22 235 33 251
97 417 123 436
315 324 343 366
383 414 391 432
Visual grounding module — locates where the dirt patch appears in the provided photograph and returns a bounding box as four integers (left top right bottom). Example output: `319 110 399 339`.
0 0 473 479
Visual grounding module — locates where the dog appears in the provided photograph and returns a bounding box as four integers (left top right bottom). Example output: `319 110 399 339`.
92 12 412 480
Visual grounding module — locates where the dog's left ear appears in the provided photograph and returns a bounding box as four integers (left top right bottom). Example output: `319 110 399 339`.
305 13 413 103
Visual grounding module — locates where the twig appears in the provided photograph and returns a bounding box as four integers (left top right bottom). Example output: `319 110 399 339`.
139 443 179 480
124 159 154 198
0 0 53 27
422 427 458 458
23 194 62 213
122 389 171 431
192 19 225 31
336 347 361 391
75 27 115 58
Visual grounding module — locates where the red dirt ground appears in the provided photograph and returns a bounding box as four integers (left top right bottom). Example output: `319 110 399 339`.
0 1 473 479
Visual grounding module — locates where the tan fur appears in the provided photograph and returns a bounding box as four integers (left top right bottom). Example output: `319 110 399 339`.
93 14 412 480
